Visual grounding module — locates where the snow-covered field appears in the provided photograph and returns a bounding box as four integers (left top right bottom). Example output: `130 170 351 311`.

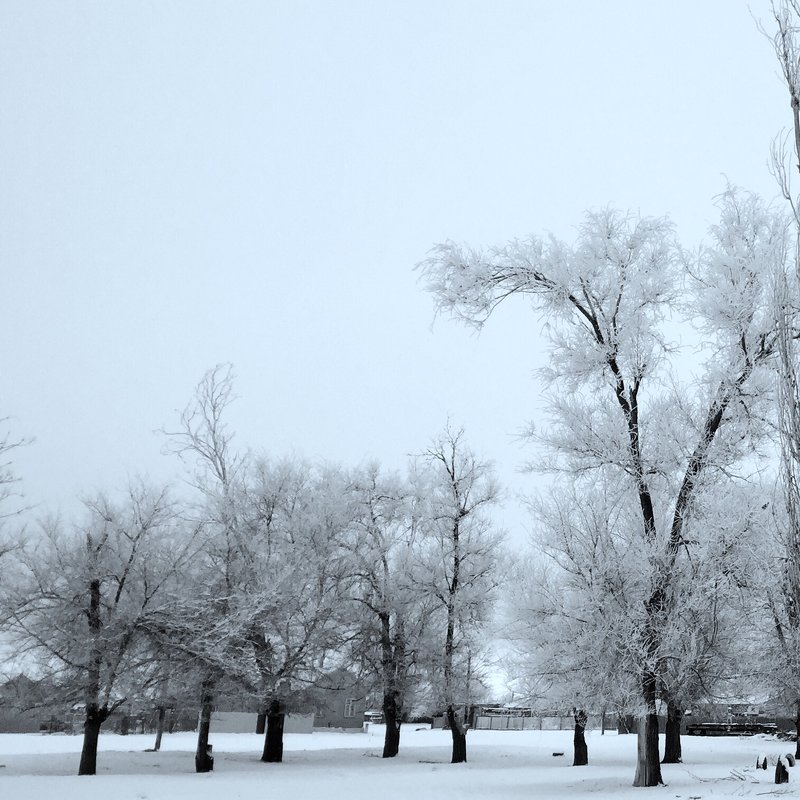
0 726 794 799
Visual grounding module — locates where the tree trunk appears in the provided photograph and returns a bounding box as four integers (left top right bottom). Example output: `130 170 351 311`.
78 704 105 776
572 708 588 766
261 698 284 763
795 701 800 760
382 692 401 758
662 700 682 764
632 712 662 786
194 679 214 773
379 610 406 759
153 705 166 752
256 711 266 735
447 705 467 764
79 577 107 776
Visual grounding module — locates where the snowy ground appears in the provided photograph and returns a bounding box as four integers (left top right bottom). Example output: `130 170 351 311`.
0 725 795 799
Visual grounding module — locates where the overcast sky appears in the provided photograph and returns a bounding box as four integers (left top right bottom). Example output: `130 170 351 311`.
0 1 790 540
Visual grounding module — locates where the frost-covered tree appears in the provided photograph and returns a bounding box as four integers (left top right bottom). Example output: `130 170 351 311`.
753 498 800 751
421 193 786 785
503 481 644 766
0 419 27 524
415 426 502 764
655 481 764 762
159 362 249 772
159 367 365 766
345 463 435 758
760 1 800 754
514 478 765 767
0 420 30 579
2 484 186 775
238 459 357 763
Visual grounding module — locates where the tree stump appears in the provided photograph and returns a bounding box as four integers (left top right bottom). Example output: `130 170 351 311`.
776 756 790 784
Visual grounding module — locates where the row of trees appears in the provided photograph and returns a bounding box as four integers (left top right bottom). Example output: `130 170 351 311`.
0 368 503 775
7 5 800 791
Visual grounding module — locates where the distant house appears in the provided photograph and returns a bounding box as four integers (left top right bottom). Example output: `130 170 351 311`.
312 670 372 729
314 690 368 729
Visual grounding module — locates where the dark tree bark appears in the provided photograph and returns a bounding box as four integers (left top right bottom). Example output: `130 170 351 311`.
444 519 465 765
776 757 790 784
572 708 588 766
447 705 467 764
153 705 166 752
78 703 108 776
256 711 266 735
382 691 401 758
795 701 800 760
632 673 663 787
78 578 109 776
634 587 666 787
379 609 406 758
195 678 215 773
261 698 284 763
662 699 683 764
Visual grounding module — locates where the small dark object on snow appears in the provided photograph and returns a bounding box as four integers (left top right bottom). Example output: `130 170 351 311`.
756 753 768 770
552 752 564 757
776 756 790 784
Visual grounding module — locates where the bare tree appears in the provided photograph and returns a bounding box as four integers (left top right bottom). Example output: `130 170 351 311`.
3 483 185 775
0 420 28 522
0 420 30 573
161 362 247 772
241 460 357 764
416 426 502 764
345 462 435 758
162 370 358 767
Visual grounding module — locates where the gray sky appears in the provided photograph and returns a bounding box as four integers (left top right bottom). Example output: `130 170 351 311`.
0 1 789 539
